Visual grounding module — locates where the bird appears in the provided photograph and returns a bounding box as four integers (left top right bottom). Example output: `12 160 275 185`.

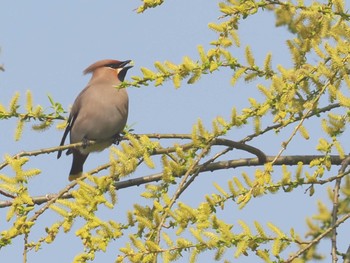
57 59 132 181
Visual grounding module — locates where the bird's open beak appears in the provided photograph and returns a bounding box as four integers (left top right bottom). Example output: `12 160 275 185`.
118 64 133 81
118 60 132 68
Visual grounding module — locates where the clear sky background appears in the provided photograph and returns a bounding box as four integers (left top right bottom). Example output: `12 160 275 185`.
0 1 349 262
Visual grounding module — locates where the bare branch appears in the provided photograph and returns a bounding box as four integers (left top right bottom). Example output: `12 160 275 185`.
0 189 15 198
23 233 28 263
136 133 192 140
213 138 266 163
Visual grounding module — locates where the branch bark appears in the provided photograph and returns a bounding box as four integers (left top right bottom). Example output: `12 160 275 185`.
331 157 350 262
0 154 345 208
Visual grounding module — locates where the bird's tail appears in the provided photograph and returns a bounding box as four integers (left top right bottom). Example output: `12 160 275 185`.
69 150 89 181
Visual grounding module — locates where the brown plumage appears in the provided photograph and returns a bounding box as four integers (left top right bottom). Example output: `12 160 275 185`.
57 59 132 181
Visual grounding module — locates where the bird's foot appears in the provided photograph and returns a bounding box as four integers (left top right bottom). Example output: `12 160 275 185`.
113 134 123 145
82 137 90 148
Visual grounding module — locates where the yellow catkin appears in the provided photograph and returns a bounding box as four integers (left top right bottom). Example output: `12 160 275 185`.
9 92 20 113
25 90 33 112
0 103 7 113
245 46 255 67
14 119 24 141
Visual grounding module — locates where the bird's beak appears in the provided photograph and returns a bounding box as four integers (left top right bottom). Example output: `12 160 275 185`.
118 65 133 81
118 60 132 68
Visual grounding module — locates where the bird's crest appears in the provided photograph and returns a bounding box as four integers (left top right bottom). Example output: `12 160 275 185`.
83 59 122 75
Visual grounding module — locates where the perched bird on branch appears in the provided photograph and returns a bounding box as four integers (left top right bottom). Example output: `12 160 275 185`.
57 59 132 181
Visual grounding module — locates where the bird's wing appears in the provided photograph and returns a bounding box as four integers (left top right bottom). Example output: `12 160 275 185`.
57 113 77 159
57 86 87 159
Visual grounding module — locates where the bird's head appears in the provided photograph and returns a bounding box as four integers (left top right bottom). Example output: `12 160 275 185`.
83 59 133 81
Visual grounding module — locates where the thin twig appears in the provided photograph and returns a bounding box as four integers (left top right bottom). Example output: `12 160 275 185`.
154 143 213 244
0 141 97 170
331 157 350 262
271 80 330 165
344 245 350 263
23 232 28 263
28 180 78 224
0 177 82 246
0 189 15 198
285 213 350 263
332 179 341 263
136 133 192 140
177 144 237 197
241 103 340 143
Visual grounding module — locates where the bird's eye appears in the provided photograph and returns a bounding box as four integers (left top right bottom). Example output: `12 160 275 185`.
106 64 118 69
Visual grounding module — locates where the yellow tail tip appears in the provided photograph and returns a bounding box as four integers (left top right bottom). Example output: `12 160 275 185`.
69 172 83 181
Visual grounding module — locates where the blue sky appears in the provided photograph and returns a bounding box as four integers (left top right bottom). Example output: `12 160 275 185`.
0 1 348 262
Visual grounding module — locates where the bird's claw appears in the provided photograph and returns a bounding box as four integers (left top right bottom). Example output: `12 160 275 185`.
82 137 89 148
113 134 123 145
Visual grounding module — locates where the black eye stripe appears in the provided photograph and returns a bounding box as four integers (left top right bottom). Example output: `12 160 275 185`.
106 64 119 69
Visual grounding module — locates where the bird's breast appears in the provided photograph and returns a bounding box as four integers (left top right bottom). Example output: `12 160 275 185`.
70 86 128 145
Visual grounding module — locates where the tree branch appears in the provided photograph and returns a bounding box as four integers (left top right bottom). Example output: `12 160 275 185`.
331 157 350 262
241 103 341 143
344 245 350 263
213 138 266 163
154 142 213 244
285 213 350 263
0 155 345 208
0 189 15 198
0 141 96 170
0 133 264 170
269 77 331 166
23 232 28 263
